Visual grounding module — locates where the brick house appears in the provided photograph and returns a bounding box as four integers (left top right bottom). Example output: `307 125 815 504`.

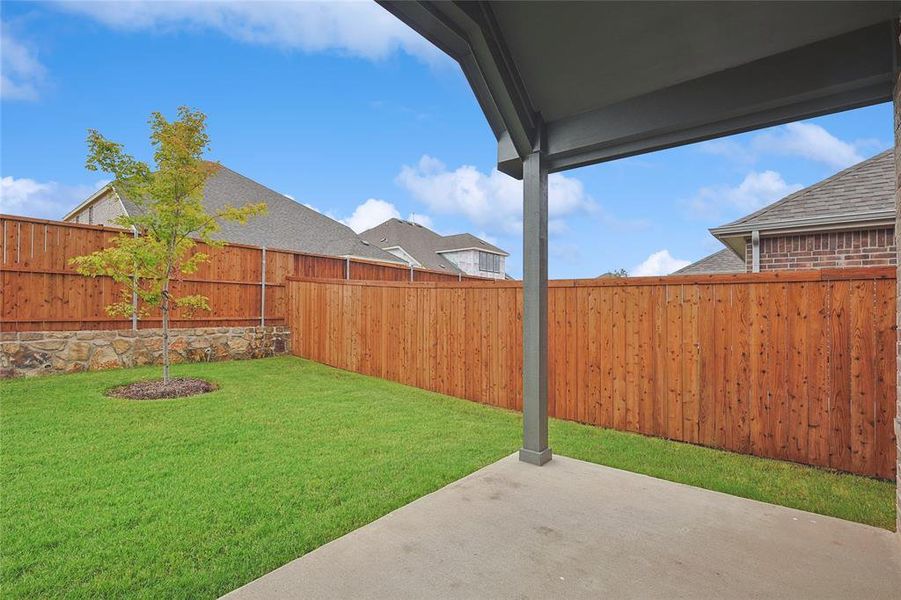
677 149 895 274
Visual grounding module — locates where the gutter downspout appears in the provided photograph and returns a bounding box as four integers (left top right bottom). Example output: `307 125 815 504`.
751 230 760 273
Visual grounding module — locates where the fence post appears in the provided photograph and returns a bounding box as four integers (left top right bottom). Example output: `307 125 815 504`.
260 247 267 327
345 256 350 280
131 228 138 331
410 264 414 283
458 272 462 282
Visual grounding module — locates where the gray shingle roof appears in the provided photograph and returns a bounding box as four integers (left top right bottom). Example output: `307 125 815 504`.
714 149 893 232
118 165 403 263
435 233 508 255
358 219 507 272
673 248 745 275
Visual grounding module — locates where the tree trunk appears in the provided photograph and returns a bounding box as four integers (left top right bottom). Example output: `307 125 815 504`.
161 284 170 384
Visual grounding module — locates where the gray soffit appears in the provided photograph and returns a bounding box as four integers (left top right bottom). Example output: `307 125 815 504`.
378 1 900 178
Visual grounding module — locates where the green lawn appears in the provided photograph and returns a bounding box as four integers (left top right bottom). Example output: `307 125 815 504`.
1 357 894 598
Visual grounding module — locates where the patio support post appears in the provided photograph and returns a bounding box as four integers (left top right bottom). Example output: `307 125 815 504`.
519 125 551 466
893 26 901 536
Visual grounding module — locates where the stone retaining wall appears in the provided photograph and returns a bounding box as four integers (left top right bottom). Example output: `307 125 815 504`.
0 326 290 378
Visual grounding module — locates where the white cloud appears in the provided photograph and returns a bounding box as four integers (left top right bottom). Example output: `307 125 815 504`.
752 122 863 169
396 155 598 235
0 176 108 219
407 212 433 229
699 139 756 164
1 23 46 100
701 122 869 170
56 0 446 65
341 198 400 233
687 170 802 219
300 197 432 233
631 250 690 277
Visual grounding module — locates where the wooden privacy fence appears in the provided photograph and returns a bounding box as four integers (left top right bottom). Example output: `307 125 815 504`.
287 269 897 479
0 214 480 332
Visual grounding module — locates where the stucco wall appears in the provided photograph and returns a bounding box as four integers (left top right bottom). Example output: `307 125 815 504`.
0 326 290 378
441 249 506 279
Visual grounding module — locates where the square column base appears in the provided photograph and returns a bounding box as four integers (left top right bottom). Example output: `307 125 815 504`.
519 447 553 466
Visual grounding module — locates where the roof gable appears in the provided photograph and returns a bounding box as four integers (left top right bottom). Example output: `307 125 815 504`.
359 219 460 272
359 219 509 272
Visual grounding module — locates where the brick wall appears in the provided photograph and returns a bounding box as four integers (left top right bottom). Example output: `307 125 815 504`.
743 227 896 271
68 188 127 226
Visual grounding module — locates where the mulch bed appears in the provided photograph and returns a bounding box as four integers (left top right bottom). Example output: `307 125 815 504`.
108 378 217 400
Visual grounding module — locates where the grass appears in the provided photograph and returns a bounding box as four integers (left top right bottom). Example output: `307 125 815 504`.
1 357 894 598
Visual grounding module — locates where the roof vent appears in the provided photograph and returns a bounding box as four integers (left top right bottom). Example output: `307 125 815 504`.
361 240 370 246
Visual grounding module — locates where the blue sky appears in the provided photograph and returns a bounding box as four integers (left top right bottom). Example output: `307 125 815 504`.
1 1 892 278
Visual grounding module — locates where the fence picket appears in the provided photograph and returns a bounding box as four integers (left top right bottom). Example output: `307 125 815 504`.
285 274 897 479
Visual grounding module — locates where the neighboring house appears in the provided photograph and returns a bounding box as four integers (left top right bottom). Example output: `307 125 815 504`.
359 218 509 279
673 248 747 275
677 149 895 274
63 165 403 264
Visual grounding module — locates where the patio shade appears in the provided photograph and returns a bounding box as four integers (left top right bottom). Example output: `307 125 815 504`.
378 0 900 469
379 1 899 177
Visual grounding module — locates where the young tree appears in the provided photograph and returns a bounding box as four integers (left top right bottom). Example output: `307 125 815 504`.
71 107 266 384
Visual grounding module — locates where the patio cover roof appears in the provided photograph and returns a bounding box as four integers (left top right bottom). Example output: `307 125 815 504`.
379 0 901 473
379 1 899 178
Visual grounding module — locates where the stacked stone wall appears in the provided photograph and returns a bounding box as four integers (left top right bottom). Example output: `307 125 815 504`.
0 326 290 377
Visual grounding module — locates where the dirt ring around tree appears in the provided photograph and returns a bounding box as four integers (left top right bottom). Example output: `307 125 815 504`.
107 377 217 400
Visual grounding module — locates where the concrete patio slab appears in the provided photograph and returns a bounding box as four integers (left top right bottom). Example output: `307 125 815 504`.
224 454 901 600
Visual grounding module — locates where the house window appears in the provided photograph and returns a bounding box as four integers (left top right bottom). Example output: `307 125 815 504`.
88 206 94 225
479 251 500 273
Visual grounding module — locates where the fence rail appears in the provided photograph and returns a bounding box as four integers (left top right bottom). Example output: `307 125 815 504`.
0 214 480 331
286 269 897 479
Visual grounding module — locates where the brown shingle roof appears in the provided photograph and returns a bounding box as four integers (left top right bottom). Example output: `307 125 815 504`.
116 165 403 263
359 219 507 272
673 248 745 275
714 149 893 232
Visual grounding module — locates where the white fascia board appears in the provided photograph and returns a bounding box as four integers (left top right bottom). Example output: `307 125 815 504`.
710 210 895 238
382 245 422 267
